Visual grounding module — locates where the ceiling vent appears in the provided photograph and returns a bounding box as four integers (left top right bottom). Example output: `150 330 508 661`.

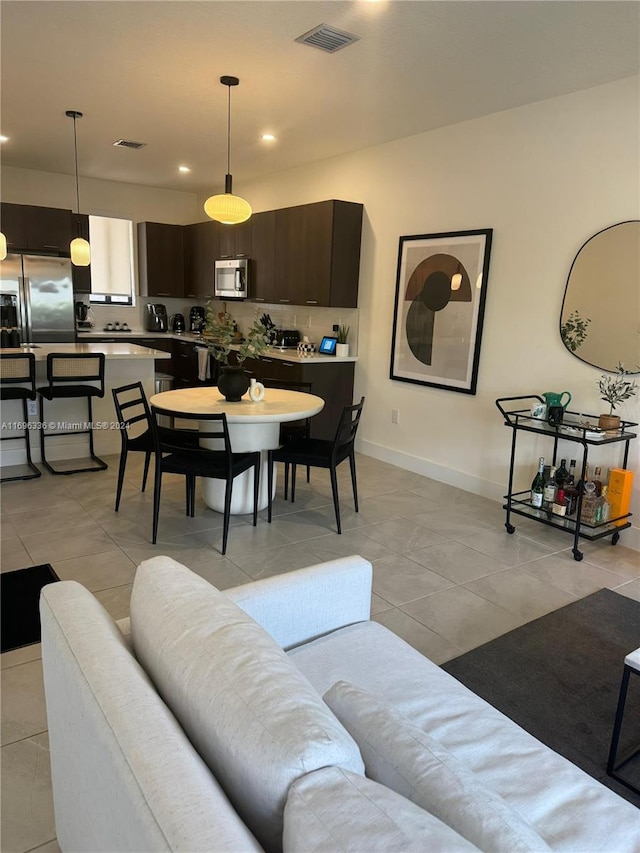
112 139 146 150
295 24 360 53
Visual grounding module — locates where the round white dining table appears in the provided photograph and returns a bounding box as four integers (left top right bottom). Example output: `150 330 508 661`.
149 386 324 514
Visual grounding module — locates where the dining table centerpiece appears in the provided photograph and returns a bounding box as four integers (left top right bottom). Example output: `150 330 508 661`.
205 304 270 401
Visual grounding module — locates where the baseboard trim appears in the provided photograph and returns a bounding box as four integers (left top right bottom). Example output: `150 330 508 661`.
356 438 504 501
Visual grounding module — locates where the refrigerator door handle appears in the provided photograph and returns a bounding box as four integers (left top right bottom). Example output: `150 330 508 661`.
21 275 32 344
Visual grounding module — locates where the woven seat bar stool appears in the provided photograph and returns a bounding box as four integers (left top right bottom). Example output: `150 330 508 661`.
0 352 41 481
37 352 108 475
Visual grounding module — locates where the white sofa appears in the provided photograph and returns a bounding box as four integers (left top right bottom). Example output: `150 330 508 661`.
40 555 640 853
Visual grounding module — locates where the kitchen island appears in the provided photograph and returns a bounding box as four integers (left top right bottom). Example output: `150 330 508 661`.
0 342 170 470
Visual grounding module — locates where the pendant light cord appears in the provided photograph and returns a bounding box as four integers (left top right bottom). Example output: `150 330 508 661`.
72 115 81 215
226 82 232 176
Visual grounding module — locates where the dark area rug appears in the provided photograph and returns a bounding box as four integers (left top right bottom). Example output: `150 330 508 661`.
442 589 640 808
1 564 59 653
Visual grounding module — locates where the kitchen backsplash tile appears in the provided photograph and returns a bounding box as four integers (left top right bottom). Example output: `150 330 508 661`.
85 297 359 353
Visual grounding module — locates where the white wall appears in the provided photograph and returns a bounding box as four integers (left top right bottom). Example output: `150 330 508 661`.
0 166 199 224
236 77 640 544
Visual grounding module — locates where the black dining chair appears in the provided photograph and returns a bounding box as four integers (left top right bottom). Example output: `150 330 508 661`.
262 377 313 495
0 352 41 481
150 404 261 554
267 397 365 534
111 382 200 512
37 352 108 475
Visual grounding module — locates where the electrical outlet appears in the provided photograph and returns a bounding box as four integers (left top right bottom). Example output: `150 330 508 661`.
391 409 400 424
332 324 339 333
306 316 312 328
27 400 37 416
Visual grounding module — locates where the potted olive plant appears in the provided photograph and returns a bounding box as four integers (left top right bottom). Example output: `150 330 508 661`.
597 363 638 431
336 324 350 358
205 306 270 401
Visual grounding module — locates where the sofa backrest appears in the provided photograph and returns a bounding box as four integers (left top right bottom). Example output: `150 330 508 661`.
130 556 365 853
40 580 263 853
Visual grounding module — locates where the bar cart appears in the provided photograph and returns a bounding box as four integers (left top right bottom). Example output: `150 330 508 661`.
495 396 637 561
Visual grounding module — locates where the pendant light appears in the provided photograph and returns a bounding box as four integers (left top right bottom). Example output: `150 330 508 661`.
66 109 91 266
0 232 6 261
204 76 252 225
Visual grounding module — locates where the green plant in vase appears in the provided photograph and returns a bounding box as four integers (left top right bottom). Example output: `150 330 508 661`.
336 325 350 345
597 362 638 430
336 324 350 356
205 304 270 400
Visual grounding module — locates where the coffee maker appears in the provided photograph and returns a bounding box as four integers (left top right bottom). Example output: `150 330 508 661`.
75 301 93 330
189 306 206 333
145 303 168 332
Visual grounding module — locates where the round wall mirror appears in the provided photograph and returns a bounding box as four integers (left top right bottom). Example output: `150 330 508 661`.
560 221 640 374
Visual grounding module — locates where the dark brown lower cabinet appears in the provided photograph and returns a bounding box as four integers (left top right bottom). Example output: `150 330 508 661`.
243 356 355 441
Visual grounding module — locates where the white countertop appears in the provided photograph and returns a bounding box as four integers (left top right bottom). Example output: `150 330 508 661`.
76 331 357 363
0 343 171 360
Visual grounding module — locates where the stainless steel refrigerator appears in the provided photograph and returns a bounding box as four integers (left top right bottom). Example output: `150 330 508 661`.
0 254 76 343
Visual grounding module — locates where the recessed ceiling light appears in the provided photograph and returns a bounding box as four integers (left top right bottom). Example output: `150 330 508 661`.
0 135 8 143
261 133 276 142
178 165 191 173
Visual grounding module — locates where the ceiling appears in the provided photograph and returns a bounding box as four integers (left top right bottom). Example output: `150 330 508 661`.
1 1 638 196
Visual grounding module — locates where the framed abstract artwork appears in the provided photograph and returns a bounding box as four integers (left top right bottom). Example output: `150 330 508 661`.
389 229 493 395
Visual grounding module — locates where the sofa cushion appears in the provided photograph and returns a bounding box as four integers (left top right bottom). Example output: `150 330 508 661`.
324 681 550 853
130 557 364 853
283 766 480 852
40 580 262 853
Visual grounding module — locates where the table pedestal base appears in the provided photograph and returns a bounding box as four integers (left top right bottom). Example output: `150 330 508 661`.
200 421 279 514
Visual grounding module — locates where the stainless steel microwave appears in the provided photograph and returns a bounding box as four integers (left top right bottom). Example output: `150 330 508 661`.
214 258 250 299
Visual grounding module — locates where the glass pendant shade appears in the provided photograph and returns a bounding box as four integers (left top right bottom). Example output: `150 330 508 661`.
204 192 252 225
0 232 7 261
70 236 91 266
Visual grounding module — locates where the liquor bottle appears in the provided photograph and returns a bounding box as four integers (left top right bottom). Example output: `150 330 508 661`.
543 465 557 507
581 480 598 524
567 459 577 486
555 459 569 489
595 486 611 524
593 466 603 497
552 488 567 517
531 457 545 508
564 483 579 515
576 463 589 497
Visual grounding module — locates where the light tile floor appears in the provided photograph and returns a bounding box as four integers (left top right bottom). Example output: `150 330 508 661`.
1 452 639 852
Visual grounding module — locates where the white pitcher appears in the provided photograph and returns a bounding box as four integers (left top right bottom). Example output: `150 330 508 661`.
249 377 265 402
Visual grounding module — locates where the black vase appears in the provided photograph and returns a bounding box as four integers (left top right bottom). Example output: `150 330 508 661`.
218 366 250 402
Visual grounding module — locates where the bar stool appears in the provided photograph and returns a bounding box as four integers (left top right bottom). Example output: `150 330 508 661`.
607 647 640 795
0 352 41 482
37 352 108 475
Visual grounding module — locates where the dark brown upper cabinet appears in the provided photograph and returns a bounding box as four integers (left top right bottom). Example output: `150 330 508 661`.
218 218 252 259
138 222 184 299
1 202 74 255
250 210 276 304
274 200 363 308
183 220 219 299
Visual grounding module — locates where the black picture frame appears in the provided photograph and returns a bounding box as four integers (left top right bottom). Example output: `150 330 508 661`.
389 228 493 395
